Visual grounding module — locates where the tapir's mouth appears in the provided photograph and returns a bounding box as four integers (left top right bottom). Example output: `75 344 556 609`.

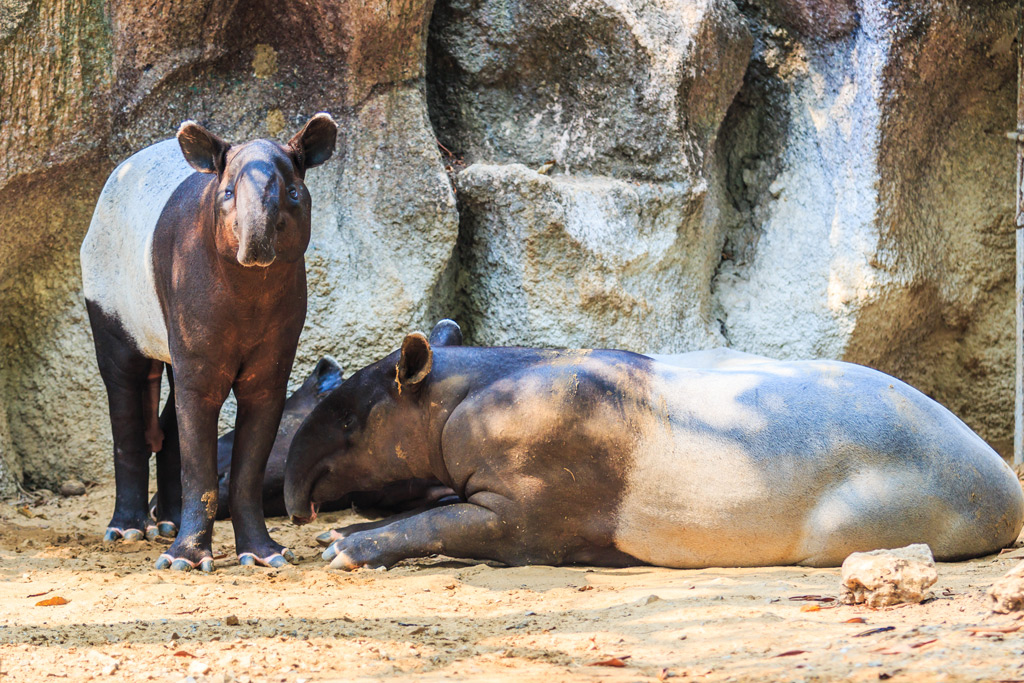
237 251 276 268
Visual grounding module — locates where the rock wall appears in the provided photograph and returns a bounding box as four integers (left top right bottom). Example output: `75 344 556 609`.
0 0 1018 493
712 0 1018 454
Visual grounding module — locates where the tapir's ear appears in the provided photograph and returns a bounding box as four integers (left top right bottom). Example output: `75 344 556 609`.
177 121 230 175
397 332 432 391
312 356 344 395
428 319 463 347
288 113 338 173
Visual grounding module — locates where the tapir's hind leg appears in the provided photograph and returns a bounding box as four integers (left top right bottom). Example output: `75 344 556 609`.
796 471 962 567
324 499 506 569
152 368 181 539
86 302 160 543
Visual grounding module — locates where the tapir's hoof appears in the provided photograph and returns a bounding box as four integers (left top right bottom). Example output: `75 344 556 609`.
329 549 360 571
157 521 178 538
155 554 214 572
103 527 145 543
323 542 340 562
316 529 342 547
145 524 160 541
238 549 296 568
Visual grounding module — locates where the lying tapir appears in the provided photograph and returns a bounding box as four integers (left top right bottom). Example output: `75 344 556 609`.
81 114 337 571
284 323 1024 570
149 327 459 523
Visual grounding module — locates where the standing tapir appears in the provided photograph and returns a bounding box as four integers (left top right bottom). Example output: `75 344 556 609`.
81 114 337 571
284 323 1024 569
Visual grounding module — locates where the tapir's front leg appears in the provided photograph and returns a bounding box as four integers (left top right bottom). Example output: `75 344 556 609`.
156 378 229 572
230 385 295 568
323 500 507 569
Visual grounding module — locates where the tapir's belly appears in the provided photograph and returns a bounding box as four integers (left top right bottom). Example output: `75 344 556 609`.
81 139 193 363
607 360 1024 567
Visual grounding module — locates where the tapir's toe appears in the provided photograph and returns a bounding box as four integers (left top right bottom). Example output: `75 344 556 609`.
155 553 214 572
238 550 295 568
316 529 343 547
322 541 340 562
104 527 147 543
329 548 360 571
145 524 161 541
121 528 145 542
157 521 178 538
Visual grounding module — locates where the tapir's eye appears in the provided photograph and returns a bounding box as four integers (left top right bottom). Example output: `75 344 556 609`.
223 188 234 200
287 186 300 201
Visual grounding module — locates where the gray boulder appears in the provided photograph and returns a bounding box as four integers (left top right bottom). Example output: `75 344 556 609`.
456 163 723 351
428 0 753 180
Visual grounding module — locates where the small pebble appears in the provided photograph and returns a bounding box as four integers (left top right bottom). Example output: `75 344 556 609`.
225 615 240 626
60 479 87 497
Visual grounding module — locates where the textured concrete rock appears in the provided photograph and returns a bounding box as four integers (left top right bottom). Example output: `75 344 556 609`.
428 0 752 180
0 0 455 491
300 85 459 373
840 544 938 608
712 0 1018 456
988 561 1024 614
455 163 723 351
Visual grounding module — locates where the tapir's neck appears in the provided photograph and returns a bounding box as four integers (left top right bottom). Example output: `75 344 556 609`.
416 347 558 489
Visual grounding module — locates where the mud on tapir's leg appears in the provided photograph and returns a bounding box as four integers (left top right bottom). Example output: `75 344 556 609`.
231 387 295 568
324 498 507 569
152 368 181 539
156 382 225 572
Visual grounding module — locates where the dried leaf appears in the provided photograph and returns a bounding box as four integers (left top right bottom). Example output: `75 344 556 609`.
578 585 594 592
773 650 808 658
172 650 196 658
844 617 867 624
789 595 835 602
589 656 630 668
853 626 895 637
27 591 51 598
35 596 68 606
800 604 821 612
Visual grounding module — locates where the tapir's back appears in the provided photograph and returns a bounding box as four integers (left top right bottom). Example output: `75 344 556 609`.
81 139 193 362
609 358 1024 567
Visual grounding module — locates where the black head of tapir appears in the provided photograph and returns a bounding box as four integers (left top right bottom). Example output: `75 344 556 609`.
283 320 464 523
176 113 337 267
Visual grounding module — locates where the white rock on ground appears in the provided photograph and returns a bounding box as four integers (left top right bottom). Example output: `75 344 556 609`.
988 561 1024 614
840 544 938 608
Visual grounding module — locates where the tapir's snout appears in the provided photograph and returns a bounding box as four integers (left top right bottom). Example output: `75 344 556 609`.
290 502 319 526
234 162 283 267
237 240 276 267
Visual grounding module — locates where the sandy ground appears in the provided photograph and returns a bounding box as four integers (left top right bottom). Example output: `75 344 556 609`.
1 480 1023 683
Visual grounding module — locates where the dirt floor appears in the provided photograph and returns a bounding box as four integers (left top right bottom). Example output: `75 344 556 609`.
1 480 1023 683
